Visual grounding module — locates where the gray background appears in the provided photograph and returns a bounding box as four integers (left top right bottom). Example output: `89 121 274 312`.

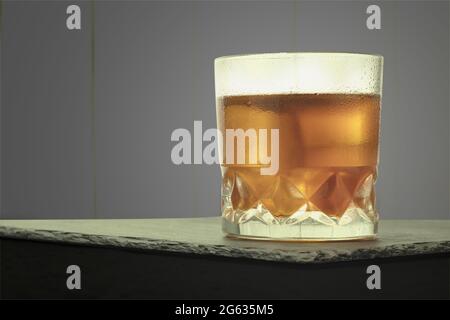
0 0 449 219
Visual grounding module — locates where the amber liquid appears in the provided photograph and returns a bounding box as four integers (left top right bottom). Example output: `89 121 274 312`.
218 94 380 218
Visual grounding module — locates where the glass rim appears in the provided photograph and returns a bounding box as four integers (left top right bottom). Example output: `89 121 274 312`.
215 52 383 63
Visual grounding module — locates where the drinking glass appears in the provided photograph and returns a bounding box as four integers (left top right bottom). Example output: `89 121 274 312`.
215 52 383 241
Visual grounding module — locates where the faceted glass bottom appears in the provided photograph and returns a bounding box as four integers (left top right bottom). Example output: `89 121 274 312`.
222 209 378 241
221 168 378 241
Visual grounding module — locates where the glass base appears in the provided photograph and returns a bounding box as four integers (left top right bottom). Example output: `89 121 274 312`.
222 209 378 241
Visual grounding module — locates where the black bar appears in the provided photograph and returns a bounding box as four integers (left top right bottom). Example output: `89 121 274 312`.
1 238 449 300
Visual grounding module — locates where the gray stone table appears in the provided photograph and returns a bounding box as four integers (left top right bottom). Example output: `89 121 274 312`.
0 218 449 264
1 218 449 299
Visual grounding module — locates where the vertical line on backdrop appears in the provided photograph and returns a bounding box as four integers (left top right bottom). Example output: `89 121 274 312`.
0 0 3 300
448 0 450 222
448 0 450 300
90 0 97 218
0 0 3 219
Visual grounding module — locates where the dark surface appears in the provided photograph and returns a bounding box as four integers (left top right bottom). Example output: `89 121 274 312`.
1 238 448 299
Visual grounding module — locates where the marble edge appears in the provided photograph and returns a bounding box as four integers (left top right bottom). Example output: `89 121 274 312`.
0 226 449 264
